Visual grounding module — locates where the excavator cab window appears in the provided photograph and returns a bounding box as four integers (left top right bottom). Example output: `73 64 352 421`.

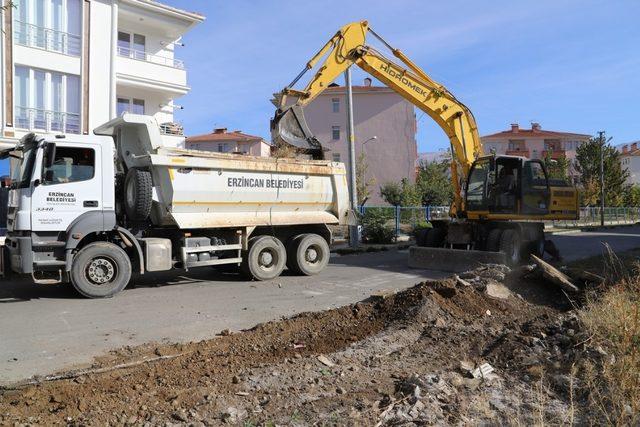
492 157 520 213
521 160 550 215
466 158 491 211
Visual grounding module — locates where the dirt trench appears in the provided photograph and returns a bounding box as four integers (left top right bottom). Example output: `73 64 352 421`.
1 270 584 426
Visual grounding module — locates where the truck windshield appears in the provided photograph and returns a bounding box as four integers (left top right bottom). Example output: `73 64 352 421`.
12 144 37 189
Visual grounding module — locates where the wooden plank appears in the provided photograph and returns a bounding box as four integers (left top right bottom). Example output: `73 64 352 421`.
531 254 579 293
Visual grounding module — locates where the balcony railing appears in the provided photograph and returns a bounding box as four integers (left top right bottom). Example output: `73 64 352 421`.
13 20 81 56
542 150 567 160
117 46 185 69
15 106 80 134
159 122 184 136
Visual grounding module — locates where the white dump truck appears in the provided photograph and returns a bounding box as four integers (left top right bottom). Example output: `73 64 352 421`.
1 114 351 297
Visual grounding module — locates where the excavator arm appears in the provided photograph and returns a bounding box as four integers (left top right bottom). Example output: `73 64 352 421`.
271 21 482 216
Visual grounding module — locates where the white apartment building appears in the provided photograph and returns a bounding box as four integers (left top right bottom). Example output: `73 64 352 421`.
0 0 204 151
619 141 640 185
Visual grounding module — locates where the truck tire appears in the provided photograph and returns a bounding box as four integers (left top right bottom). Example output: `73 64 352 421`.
499 229 522 265
486 228 503 252
70 242 132 298
424 227 445 247
124 168 153 221
287 233 330 276
241 236 286 281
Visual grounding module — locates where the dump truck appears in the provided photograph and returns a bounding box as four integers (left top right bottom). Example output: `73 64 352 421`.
0 114 351 298
271 21 579 265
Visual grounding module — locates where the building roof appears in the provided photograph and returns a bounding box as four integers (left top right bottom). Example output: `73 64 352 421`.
319 82 394 95
482 123 591 139
620 141 640 157
122 0 205 22
186 128 264 144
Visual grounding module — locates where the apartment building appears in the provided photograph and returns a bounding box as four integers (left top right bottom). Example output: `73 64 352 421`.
481 123 591 162
619 141 640 185
303 79 418 205
0 0 204 151
186 128 271 157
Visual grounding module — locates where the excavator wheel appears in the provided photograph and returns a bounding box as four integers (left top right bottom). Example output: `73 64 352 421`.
486 228 503 252
498 229 522 265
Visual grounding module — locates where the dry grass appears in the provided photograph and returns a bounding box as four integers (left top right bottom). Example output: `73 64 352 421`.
577 248 640 425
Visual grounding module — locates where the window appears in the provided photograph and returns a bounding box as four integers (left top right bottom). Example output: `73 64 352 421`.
466 159 489 209
331 98 340 113
116 97 145 116
117 31 146 59
43 147 95 185
14 0 82 55
332 126 340 140
14 66 80 133
218 143 231 153
332 153 341 162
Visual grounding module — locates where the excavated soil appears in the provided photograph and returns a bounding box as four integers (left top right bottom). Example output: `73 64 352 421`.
0 269 593 426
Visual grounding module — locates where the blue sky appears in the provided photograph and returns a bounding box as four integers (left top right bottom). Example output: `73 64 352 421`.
162 0 640 151
2 1 638 176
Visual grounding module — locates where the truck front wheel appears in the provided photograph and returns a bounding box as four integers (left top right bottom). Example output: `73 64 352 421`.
241 236 286 281
287 233 330 276
70 242 132 298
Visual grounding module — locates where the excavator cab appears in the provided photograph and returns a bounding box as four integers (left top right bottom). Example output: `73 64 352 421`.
465 155 552 218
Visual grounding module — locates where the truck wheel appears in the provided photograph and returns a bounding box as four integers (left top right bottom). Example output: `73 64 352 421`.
499 229 522 265
70 242 132 298
287 234 329 276
241 236 286 281
124 168 153 221
486 228 503 252
424 227 445 247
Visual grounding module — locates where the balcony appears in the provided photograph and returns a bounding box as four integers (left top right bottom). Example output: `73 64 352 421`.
14 107 80 134
13 20 81 56
506 149 530 157
117 46 185 69
542 150 567 160
116 47 188 96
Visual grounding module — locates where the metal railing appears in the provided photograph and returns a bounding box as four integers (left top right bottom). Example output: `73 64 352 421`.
358 205 640 238
15 106 80 134
117 46 185 69
13 20 81 56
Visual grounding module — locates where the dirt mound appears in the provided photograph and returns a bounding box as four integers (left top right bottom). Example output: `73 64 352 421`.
0 271 585 426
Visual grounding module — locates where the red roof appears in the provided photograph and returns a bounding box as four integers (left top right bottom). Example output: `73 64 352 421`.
482 124 591 139
186 129 263 143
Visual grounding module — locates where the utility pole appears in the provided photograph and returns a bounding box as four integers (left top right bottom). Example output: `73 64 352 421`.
599 131 605 227
344 68 359 248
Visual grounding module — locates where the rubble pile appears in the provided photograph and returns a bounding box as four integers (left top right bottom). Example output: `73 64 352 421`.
0 264 610 425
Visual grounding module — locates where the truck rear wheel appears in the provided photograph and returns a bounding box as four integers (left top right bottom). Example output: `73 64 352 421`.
241 236 286 281
499 229 522 265
70 242 132 298
287 233 329 276
124 168 153 221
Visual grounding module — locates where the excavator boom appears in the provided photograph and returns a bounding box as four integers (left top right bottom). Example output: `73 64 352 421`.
271 21 481 215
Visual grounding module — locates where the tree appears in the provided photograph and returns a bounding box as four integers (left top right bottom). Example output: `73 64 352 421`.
415 159 454 206
399 178 421 206
355 152 375 206
542 152 570 181
624 185 640 207
574 133 630 207
379 182 403 206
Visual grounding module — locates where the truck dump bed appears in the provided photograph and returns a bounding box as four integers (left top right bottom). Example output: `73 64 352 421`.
95 114 350 229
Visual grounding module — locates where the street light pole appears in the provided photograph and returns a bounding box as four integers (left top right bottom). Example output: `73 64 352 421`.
599 131 605 227
344 68 359 248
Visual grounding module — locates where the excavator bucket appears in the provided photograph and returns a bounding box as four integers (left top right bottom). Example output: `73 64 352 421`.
270 105 324 159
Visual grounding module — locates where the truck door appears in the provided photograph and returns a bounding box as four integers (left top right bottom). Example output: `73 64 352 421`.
30 143 102 232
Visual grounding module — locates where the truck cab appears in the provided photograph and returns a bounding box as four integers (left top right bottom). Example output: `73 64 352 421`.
4 133 116 280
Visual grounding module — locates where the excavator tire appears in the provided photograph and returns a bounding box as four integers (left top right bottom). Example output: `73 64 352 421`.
124 168 153 222
424 227 445 248
486 228 503 252
499 229 522 265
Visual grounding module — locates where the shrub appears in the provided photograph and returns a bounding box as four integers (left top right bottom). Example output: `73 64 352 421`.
361 209 395 244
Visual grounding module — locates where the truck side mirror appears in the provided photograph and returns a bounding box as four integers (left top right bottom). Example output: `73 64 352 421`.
43 143 56 169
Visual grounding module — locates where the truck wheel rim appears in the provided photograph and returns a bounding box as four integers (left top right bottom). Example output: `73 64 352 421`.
86 257 117 285
305 246 319 263
259 249 275 269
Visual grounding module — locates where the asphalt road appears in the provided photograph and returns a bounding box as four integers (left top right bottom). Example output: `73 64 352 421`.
1 225 638 385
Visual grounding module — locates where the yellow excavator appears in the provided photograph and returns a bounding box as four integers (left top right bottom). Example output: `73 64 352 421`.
271 21 578 263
